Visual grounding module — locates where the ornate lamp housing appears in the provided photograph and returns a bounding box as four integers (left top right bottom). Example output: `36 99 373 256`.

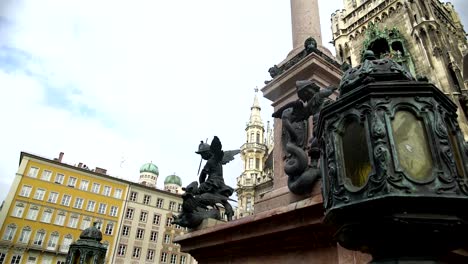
65 223 107 264
317 55 468 262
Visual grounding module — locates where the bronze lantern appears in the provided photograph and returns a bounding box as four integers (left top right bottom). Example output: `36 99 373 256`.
317 53 468 263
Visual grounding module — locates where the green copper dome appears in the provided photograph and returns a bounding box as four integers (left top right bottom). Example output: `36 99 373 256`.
164 174 182 186
140 163 159 175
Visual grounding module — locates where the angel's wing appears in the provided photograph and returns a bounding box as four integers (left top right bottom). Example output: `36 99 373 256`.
210 136 223 163
272 100 304 119
222 149 240 165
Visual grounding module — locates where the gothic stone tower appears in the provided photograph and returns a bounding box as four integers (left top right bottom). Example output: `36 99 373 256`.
235 90 273 218
331 0 468 136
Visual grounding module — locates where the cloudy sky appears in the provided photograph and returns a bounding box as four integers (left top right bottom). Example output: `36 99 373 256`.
0 0 466 203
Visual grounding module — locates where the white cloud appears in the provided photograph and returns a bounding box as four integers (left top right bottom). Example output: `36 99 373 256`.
0 0 295 202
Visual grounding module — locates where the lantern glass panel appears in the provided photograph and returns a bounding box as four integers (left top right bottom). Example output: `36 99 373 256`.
392 111 433 181
341 118 371 190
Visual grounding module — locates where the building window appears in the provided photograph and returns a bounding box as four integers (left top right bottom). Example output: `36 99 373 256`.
161 252 168 263
26 206 39 220
33 188 46 200
143 195 151 205
28 167 39 178
249 158 254 169
105 222 114 235
26 256 37 264
246 196 252 211
54 212 66 226
136 228 144 239
79 180 89 191
166 217 173 227
80 217 91 230
67 177 77 187
55 173 64 184
41 170 52 181
61 195 72 206
18 226 32 243
180 255 186 264
147 249 155 261
170 254 177 264
41 209 53 223
92 183 100 193
60 235 72 252
164 234 171 244
153 214 161 225
47 232 59 250
95 221 102 230
10 255 21 264
256 133 260 143
12 203 25 218
140 211 148 222
126 208 134 219
110 206 118 217
250 132 255 143
156 198 164 208
117 244 126 256
98 203 107 214
68 216 78 228
103 186 111 196
122 226 130 236
33 229 46 246
2 224 17 240
0 253 4 264
150 231 158 241
169 201 176 211
19 185 32 197
74 198 84 209
132 247 141 259
129 192 138 202
47 192 59 203
114 188 122 199
86 200 96 211
256 158 260 169
177 203 182 212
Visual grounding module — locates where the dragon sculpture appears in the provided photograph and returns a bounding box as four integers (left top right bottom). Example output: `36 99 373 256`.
272 80 336 195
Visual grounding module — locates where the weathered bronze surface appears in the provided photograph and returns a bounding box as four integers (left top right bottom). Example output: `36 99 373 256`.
317 52 468 262
65 222 107 264
272 80 336 195
172 136 238 228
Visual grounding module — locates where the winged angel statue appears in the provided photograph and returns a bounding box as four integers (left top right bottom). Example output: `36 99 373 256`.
172 136 239 228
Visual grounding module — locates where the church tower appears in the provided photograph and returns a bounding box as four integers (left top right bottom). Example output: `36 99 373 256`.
331 0 468 136
235 89 273 218
138 162 159 188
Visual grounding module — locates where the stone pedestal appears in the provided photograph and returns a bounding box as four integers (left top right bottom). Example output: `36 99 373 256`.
175 194 372 264
256 50 342 214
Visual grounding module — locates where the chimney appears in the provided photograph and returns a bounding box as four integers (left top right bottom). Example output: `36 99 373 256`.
58 152 64 162
95 167 107 175
78 162 83 168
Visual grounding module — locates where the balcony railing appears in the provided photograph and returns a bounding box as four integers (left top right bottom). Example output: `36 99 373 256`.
0 240 68 254
241 143 267 152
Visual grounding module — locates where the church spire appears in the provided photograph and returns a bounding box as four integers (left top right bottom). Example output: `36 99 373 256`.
249 87 263 127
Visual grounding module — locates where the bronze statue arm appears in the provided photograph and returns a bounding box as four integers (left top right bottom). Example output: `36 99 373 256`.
199 169 207 183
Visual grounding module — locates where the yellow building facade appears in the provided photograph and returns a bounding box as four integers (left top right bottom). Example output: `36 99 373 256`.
0 152 128 264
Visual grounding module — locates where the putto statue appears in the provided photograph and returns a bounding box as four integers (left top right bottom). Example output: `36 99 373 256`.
172 136 239 228
272 80 336 195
